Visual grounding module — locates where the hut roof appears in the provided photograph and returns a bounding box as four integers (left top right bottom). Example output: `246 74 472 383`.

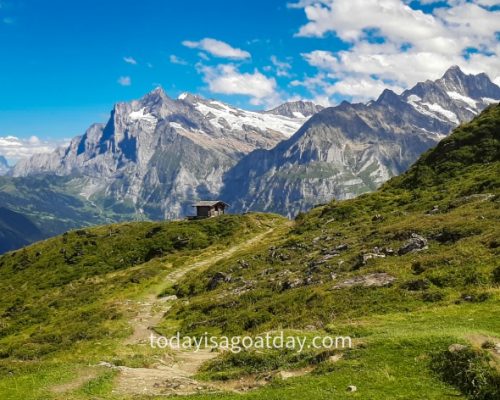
192 201 229 207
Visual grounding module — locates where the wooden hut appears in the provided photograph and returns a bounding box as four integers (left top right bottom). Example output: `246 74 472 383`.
192 201 229 218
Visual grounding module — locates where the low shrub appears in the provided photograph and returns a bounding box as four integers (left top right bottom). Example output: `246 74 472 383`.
430 346 500 400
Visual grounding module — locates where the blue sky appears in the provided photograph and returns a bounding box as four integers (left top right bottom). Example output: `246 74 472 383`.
0 0 334 140
0 0 499 162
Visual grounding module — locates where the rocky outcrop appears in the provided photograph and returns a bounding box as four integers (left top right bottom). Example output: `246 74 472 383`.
398 234 428 255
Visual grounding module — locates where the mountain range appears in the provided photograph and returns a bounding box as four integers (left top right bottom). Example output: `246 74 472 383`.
12 66 500 220
12 89 315 219
221 66 500 216
2 65 500 253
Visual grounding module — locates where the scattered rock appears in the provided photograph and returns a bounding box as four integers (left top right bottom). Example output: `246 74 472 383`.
383 247 395 256
335 243 349 251
372 213 384 221
329 353 343 363
321 254 338 261
347 385 357 392
356 252 386 267
269 250 291 261
333 273 395 289
207 272 231 290
97 361 117 369
450 193 494 208
282 278 304 290
460 292 490 303
427 205 440 214
448 344 467 353
398 233 428 255
402 279 430 291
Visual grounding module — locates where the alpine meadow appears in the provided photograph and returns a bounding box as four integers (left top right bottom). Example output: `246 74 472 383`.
0 1 499 399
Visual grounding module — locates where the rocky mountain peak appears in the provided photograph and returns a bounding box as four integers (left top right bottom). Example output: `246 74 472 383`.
177 92 203 103
12 85 313 219
441 65 466 81
376 89 401 106
137 86 175 111
265 100 323 118
12 67 500 220
436 65 500 100
221 67 500 218
144 86 168 99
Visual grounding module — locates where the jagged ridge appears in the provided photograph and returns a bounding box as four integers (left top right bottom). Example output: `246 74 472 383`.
221 66 500 217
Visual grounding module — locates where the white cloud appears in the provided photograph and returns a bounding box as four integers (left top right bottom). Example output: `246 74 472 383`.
287 0 318 9
198 52 210 61
117 76 131 86
327 76 404 101
199 64 279 106
169 54 188 65
123 56 137 65
270 55 293 77
473 0 500 6
0 135 65 163
182 38 251 59
293 0 500 102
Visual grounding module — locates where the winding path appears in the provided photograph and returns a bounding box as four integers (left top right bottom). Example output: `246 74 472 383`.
114 226 281 396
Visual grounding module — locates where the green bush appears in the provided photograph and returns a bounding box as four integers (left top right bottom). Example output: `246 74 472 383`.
430 346 500 400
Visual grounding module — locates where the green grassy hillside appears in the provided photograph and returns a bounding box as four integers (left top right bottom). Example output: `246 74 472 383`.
0 106 498 399
159 105 500 398
0 213 285 399
167 105 499 335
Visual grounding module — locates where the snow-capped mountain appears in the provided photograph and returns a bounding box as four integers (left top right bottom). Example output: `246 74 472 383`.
265 100 324 119
401 65 500 125
11 66 500 220
12 89 316 218
221 66 500 217
0 156 9 175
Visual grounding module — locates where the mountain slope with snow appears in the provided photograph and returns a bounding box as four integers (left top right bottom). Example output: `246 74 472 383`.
12 90 316 219
221 66 500 217
264 100 324 119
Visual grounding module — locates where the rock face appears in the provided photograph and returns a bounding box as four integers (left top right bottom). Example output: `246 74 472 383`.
221 66 500 217
265 100 324 119
0 156 9 175
12 89 313 219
